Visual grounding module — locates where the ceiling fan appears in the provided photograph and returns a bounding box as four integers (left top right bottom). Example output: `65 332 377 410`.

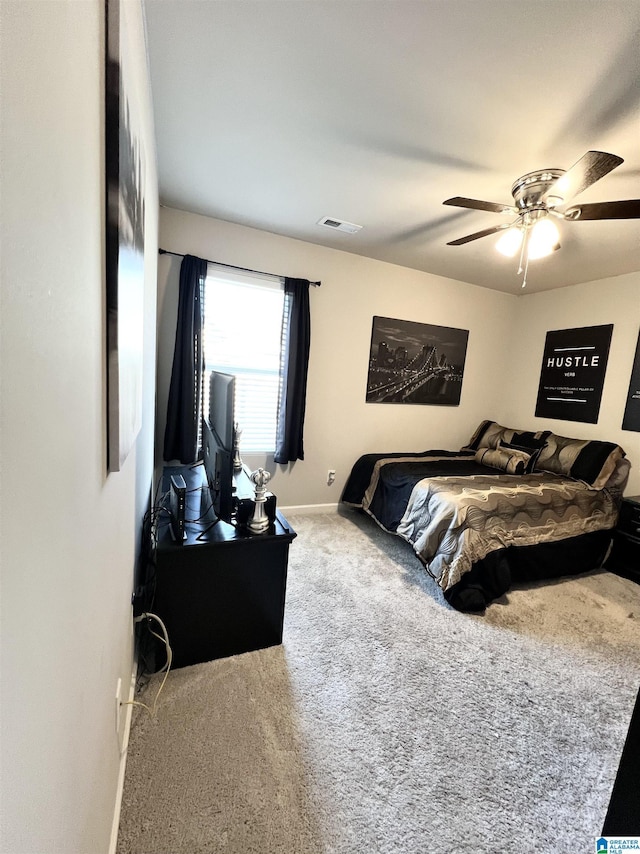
443 151 640 286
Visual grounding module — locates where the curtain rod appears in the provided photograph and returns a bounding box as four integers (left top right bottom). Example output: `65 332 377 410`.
159 249 321 287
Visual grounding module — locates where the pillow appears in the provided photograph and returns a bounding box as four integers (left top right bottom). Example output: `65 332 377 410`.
463 420 495 451
536 432 626 489
462 420 549 453
501 434 548 473
510 431 550 451
602 457 631 493
475 445 531 475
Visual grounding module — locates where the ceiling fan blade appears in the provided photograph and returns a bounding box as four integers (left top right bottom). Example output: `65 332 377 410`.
443 196 518 215
543 150 624 206
563 199 640 221
446 223 512 246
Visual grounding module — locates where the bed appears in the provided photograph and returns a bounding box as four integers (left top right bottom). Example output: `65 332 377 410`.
341 420 630 612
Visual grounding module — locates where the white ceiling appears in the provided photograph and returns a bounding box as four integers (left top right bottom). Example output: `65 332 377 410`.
144 0 640 294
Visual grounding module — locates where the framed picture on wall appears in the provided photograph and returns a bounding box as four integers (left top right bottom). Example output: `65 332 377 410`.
622 328 640 432
534 324 613 424
366 316 469 405
105 0 146 472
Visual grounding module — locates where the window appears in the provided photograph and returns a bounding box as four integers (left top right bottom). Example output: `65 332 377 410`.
202 266 285 454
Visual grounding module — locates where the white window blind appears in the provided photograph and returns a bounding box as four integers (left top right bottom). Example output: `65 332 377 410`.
202 266 285 454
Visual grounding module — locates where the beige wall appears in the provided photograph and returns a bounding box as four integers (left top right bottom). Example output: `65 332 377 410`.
158 208 640 502
0 2 158 852
508 273 640 494
157 207 518 505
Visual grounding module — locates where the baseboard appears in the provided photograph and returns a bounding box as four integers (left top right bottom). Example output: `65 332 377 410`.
109 659 137 854
279 502 340 515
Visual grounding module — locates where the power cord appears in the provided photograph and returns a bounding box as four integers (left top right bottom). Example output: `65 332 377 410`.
127 613 173 717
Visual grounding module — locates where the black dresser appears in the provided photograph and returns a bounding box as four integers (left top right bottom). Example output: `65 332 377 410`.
152 464 296 669
606 495 640 584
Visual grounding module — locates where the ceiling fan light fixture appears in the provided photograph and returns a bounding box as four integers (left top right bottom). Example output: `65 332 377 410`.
527 217 560 260
496 227 524 257
443 151 639 288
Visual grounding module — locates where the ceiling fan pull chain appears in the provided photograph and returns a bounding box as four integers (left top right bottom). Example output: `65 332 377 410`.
517 228 527 275
522 244 531 289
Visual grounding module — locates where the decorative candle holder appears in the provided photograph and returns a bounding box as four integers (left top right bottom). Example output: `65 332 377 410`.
248 468 271 534
232 422 243 471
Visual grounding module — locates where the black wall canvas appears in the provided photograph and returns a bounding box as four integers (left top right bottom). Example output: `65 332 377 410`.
622 328 640 432
366 316 468 405
535 324 613 424
106 0 146 472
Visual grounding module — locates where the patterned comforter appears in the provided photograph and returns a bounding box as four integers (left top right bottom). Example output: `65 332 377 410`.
394 471 618 592
345 452 619 595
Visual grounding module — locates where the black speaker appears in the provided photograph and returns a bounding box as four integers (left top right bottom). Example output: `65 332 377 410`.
265 492 277 522
236 497 254 528
235 493 277 529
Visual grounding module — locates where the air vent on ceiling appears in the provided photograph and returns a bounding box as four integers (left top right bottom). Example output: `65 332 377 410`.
317 216 363 234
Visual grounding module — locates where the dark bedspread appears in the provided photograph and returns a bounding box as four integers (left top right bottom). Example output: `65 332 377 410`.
364 457 504 532
342 450 474 506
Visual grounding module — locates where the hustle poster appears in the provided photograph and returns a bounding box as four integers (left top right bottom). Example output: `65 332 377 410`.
535 325 613 424
622 328 640 432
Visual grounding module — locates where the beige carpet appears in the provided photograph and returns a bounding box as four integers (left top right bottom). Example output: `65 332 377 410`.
117 509 640 853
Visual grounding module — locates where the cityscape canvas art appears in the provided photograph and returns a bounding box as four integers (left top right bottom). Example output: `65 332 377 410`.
366 316 468 405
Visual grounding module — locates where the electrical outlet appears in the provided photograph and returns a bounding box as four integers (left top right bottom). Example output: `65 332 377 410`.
327 469 336 485
115 677 123 736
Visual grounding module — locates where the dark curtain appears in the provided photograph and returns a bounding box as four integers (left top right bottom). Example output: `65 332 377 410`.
274 277 311 464
163 255 208 463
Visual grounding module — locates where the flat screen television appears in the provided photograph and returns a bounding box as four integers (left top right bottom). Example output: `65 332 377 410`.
208 370 235 451
202 370 236 523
